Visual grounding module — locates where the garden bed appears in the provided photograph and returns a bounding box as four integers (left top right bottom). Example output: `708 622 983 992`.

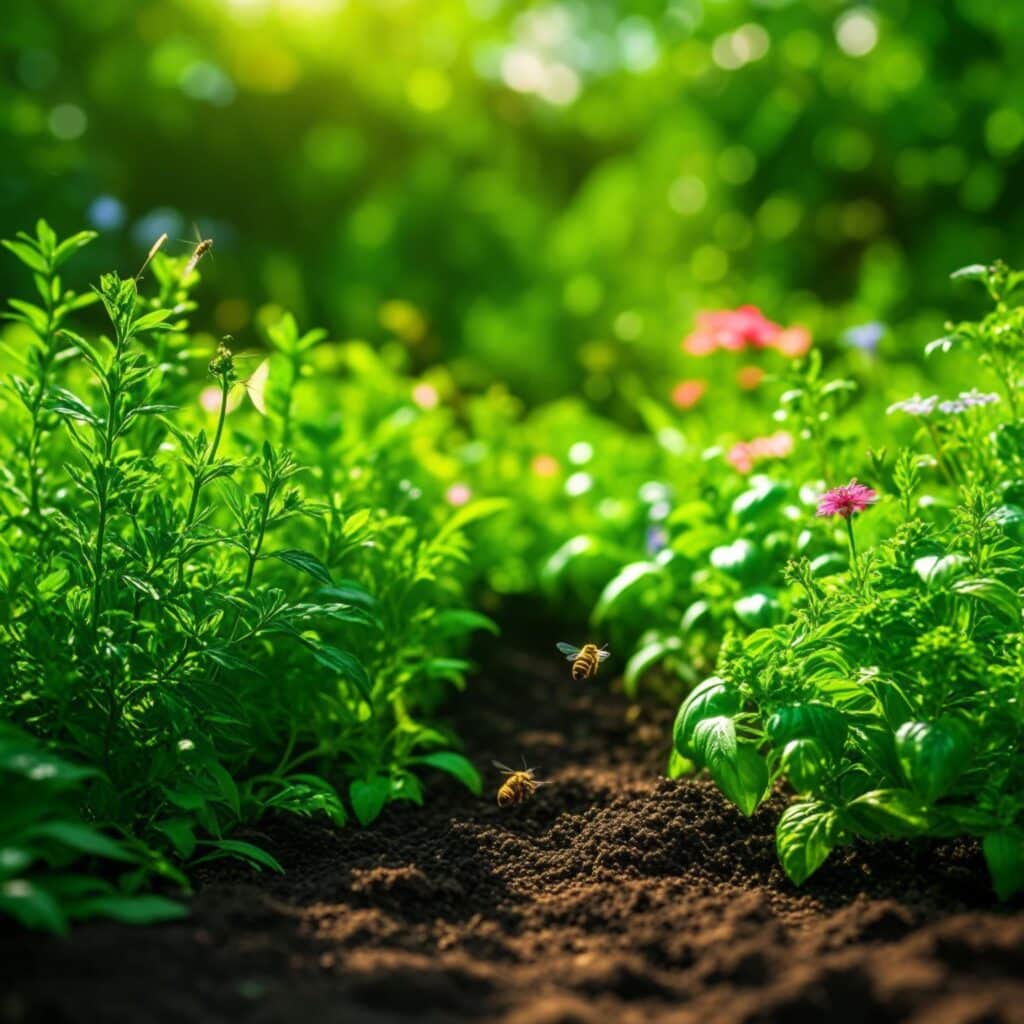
4 626 1022 1024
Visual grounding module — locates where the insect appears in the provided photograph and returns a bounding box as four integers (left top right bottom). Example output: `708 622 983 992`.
134 232 168 283
183 232 214 276
493 760 549 807
556 641 610 681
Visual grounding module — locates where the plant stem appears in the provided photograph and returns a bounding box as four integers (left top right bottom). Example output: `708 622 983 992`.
26 269 56 517
244 493 271 589
90 325 129 631
178 376 230 583
845 515 859 583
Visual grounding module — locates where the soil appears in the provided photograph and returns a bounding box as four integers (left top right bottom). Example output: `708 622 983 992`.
3 618 1023 1024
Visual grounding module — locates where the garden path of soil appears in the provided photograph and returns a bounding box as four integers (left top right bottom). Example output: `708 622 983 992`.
4 614 1023 1024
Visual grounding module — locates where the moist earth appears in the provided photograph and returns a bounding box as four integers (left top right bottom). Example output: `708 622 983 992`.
3 626 1022 1024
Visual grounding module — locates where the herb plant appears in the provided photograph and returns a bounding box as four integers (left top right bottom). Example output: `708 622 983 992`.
673 265 1024 900
0 223 492 928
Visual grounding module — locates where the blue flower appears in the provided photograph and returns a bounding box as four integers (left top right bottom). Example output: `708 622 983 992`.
842 321 885 353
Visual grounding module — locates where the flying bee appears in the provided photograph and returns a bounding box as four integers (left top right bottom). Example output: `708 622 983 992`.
494 760 549 808
556 641 610 681
178 223 214 277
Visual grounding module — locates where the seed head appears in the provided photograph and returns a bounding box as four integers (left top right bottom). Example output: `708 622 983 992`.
208 338 236 382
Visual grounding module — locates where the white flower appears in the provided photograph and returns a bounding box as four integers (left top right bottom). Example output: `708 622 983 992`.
887 394 937 416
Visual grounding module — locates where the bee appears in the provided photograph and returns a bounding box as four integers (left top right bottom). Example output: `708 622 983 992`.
184 234 214 276
493 760 549 808
556 641 610 681
175 223 214 278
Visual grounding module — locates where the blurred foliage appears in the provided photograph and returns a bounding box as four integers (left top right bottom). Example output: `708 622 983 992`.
3 0 1024 406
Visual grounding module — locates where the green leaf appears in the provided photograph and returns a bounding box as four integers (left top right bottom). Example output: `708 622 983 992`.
780 738 827 793
680 599 711 632
195 839 284 874
913 554 969 586
623 637 681 698
73 894 188 925
592 561 663 624
413 752 482 795
692 717 768 816
896 718 973 803
952 577 1021 623
541 535 613 593
767 703 848 758
30 822 135 862
731 480 787 524
132 308 174 333
673 677 741 759
692 715 737 764
809 552 847 578
0 880 66 934
435 497 509 540
342 508 372 537
350 776 391 826
307 642 373 704
155 818 197 859
431 609 499 639
266 548 333 585
733 591 784 628
982 828 1024 902
2 239 48 273
844 789 935 839
776 801 838 885
51 230 98 269
666 749 693 779
709 538 759 579
317 581 376 609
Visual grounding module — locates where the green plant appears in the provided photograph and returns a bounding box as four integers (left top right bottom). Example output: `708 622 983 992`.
0 223 495 928
0 721 186 934
672 269 1024 900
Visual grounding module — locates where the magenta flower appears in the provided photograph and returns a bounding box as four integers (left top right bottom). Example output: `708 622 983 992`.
816 479 877 519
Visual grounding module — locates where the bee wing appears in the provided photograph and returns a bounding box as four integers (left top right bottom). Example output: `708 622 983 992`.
492 760 516 774
556 642 581 661
598 649 612 662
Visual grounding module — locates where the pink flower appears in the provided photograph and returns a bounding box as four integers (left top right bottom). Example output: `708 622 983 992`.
772 326 812 358
816 479 877 519
682 330 718 356
199 385 223 415
412 382 439 409
671 379 706 409
682 306 783 356
727 444 755 475
445 482 472 507
726 431 793 474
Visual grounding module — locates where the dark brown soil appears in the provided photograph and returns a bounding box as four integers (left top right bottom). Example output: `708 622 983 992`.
3 629 1023 1024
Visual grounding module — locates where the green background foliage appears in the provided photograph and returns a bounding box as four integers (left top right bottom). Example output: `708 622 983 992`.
2 1 1024 403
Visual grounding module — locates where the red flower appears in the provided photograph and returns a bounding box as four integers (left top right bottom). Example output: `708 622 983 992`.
816 479 877 519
